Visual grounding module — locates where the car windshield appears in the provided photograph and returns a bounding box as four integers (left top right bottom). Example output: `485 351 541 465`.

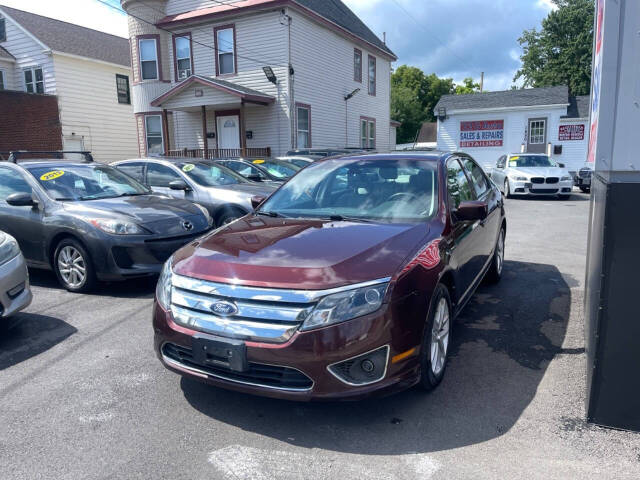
252 159 300 179
258 158 439 223
26 164 150 201
222 161 268 180
509 155 557 168
177 162 246 186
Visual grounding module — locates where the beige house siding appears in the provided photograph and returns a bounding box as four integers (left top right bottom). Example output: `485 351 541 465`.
53 53 138 163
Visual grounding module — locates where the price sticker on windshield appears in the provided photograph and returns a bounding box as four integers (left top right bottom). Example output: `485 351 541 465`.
182 164 195 172
40 170 65 181
253 159 265 164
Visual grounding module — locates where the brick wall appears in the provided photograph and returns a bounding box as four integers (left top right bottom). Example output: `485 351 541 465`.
0 90 62 155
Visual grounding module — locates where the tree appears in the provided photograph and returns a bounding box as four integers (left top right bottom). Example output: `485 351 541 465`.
455 78 481 95
514 0 594 95
391 65 454 143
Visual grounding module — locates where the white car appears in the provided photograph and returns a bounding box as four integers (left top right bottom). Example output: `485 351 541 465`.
491 153 573 199
0 230 32 320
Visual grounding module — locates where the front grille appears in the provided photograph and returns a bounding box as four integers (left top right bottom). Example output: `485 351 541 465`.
162 343 313 390
546 177 559 184
530 188 559 194
531 177 544 184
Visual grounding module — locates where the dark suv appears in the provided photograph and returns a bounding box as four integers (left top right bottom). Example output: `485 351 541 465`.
0 152 212 292
153 152 506 400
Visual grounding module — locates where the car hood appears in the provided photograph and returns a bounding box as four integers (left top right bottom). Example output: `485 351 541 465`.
173 216 430 289
63 194 209 234
510 167 569 177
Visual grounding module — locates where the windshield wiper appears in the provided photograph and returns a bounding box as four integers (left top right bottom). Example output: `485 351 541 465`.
80 192 149 201
256 211 283 218
328 214 374 223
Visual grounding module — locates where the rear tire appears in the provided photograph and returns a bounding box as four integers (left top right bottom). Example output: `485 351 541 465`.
53 238 96 293
579 186 590 193
418 284 452 392
485 226 505 284
216 208 246 227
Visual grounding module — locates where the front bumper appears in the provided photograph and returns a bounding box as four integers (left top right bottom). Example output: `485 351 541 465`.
508 179 573 195
153 301 422 401
0 253 33 318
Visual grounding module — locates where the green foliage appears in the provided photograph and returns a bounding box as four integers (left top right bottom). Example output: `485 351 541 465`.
391 65 455 144
454 78 481 95
514 0 594 95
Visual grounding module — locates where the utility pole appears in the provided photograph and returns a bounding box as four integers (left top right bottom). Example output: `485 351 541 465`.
480 72 484 93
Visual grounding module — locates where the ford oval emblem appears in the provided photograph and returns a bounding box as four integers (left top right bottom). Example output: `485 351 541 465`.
210 300 238 317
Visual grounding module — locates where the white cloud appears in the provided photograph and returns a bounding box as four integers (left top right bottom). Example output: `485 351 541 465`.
0 0 128 38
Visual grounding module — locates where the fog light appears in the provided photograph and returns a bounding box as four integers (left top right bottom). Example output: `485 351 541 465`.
327 345 389 386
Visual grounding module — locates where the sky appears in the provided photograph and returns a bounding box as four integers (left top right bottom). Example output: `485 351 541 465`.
0 0 555 91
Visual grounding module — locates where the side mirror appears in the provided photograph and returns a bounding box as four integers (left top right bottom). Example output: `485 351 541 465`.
247 174 263 182
6 192 37 207
557 162 566 168
169 180 191 191
455 201 488 222
251 195 266 209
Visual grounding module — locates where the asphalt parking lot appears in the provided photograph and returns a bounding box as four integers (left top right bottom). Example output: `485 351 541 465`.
1 190 640 480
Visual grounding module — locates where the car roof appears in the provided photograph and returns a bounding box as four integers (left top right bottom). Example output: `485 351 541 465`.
319 151 452 163
16 160 104 168
508 153 548 156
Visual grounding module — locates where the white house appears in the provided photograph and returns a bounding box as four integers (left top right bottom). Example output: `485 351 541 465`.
434 86 590 174
0 5 138 162
120 0 398 158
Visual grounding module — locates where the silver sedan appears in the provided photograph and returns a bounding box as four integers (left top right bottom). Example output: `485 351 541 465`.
0 231 32 320
490 153 574 199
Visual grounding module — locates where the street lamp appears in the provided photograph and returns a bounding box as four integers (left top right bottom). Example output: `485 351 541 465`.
344 88 360 101
263 66 277 84
344 88 361 146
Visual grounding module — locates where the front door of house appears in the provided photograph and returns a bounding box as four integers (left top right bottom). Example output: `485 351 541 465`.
216 115 240 150
527 118 547 153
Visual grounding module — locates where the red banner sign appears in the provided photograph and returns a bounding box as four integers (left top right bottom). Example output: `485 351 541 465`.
559 124 585 141
460 120 504 148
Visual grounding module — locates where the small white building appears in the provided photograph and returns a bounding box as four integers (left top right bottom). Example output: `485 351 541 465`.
0 5 138 162
434 86 590 174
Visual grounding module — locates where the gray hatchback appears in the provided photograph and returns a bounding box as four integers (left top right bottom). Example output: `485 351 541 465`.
114 158 277 226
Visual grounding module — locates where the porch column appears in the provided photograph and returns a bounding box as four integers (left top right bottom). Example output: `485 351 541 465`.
240 100 247 157
201 105 208 157
162 109 170 153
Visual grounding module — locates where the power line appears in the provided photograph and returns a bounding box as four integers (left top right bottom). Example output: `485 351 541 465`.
95 0 288 67
388 0 476 74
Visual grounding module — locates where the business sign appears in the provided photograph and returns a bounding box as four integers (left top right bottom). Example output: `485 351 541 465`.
587 0 605 163
459 120 504 148
559 124 585 141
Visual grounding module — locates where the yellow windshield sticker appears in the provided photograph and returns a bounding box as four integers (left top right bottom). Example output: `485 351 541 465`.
182 163 195 172
40 170 65 181
511 156 520 161
253 159 265 164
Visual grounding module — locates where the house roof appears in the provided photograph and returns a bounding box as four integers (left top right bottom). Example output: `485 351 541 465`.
563 95 590 119
155 0 395 59
0 45 15 61
0 5 130 67
151 74 275 107
434 86 570 113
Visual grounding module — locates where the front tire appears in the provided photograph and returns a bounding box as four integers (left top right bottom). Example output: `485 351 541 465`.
579 186 590 193
504 179 512 198
54 239 96 293
485 226 505 284
418 284 452 392
216 208 245 227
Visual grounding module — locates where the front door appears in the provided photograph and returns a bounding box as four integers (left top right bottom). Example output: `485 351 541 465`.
216 115 240 150
527 118 547 153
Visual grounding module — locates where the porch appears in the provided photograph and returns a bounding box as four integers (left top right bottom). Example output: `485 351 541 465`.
151 75 277 159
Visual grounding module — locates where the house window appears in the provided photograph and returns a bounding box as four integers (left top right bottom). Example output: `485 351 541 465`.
296 104 311 148
368 55 376 95
354 48 362 83
529 119 546 144
0 18 6 42
0 70 4 90
145 115 164 154
215 26 235 75
116 74 130 104
361 117 375 149
174 34 192 80
24 67 44 93
139 38 159 80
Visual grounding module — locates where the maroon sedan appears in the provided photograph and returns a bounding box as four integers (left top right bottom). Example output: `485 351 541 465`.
153 152 506 400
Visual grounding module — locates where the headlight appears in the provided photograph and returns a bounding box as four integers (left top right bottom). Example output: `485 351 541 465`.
509 175 528 181
561 176 572 181
156 259 173 310
300 282 389 331
89 218 149 235
0 232 20 264
193 203 213 227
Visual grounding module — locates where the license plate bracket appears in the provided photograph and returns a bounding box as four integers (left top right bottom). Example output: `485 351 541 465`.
192 334 248 372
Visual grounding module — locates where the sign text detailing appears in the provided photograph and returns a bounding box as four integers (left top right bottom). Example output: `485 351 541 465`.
559 124 585 141
459 120 504 147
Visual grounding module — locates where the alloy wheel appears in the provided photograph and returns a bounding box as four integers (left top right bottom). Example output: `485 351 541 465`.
504 179 510 196
58 246 87 288
430 297 450 376
496 229 505 275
